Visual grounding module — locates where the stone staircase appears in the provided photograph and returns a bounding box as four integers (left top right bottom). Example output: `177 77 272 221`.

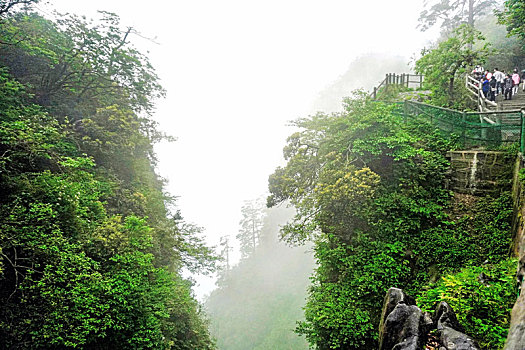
479 87 525 142
495 87 525 111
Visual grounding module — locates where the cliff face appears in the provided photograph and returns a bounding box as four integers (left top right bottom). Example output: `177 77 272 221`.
379 152 523 350
504 156 525 349
441 151 525 348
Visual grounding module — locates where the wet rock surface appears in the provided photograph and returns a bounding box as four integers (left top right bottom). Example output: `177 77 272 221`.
434 302 478 350
379 288 479 350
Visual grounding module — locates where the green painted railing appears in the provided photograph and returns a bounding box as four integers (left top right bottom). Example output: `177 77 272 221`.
393 100 525 153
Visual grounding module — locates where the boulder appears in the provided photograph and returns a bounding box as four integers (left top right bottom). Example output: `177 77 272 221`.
379 290 479 350
434 302 479 350
379 288 427 350
434 302 464 332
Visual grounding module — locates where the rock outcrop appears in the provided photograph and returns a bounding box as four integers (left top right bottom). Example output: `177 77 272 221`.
434 302 478 350
378 288 429 350
379 288 479 350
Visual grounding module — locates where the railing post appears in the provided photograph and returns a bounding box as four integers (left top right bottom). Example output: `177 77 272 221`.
373 87 377 100
403 100 408 123
481 110 487 142
462 111 467 147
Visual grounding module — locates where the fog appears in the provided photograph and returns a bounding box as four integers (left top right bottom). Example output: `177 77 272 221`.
43 0 438 299
205 203 315 349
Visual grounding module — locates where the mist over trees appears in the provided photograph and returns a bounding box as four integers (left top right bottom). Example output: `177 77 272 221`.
309 54 410 114
236 198 266 259
205 203 315 350
418 0 499 32
1 0 523 349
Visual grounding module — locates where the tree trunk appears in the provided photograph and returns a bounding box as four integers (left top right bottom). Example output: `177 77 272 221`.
467 0 475 49
468 0 474 27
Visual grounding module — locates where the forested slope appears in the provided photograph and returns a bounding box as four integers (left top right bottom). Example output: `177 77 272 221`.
268 96 516 349
264 2 525 348
205 204 315 350
0 3 216 349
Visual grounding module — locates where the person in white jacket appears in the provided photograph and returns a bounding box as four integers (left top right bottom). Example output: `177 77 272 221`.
493 68 505 96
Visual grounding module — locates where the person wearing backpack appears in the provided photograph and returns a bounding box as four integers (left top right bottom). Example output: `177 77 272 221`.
504 74 514 100
489 76 497 101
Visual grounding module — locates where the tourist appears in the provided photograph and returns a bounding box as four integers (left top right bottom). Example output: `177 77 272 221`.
482 76 491 99
512 68 521 95
472 65 483 80
493 68 505 95
489 75 497 102
504 74 513 100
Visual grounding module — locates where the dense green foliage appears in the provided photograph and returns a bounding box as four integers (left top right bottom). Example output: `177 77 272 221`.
477 13 525 71
205 205 315 350
268 95 515 349
415 24 490 109
0 6 216 349
419 258 517 349
497 0 525 45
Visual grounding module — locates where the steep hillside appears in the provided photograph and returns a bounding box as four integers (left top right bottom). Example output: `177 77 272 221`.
0 5 216 348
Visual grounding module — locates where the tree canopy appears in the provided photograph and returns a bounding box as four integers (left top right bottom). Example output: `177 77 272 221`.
268 94 515 349
418 0 498 32
497 0 525 45
415 24 490 108
0 5 216 349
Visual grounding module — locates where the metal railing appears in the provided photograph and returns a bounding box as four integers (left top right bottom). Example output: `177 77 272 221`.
397 100 525 153
370 73 424 99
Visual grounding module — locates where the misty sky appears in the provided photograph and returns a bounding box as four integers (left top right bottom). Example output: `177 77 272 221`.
43 0 437 298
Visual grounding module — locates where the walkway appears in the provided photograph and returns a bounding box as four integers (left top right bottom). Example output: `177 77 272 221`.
371 73 525 153
495 88 525 111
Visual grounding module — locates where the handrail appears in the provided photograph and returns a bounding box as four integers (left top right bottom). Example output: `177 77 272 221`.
370 73 424 99
465 74 498 112
408 100 462 114
400 100 524 150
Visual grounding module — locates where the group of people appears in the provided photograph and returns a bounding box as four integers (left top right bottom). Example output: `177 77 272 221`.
473 66 525 102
